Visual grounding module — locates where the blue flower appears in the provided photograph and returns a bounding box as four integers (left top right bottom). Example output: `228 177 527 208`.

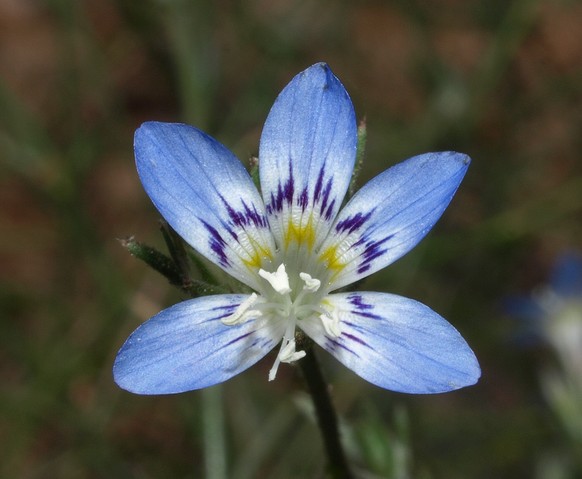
114 63 480 395
506 252 582 345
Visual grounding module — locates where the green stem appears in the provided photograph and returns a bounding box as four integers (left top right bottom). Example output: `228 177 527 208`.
202 386 227 479
299 347 353 479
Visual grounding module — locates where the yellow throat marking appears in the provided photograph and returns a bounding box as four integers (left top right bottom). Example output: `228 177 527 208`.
242 237 273 269
283 215 316 250
318 243 347 277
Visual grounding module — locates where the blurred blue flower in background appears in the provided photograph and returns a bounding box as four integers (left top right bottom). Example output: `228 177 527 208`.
113 63 480 396
507 252 582 451
507 252 582 347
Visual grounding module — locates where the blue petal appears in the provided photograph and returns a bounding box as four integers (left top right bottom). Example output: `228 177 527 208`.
258 63 357 253
135 122 275 290
113 295 285 394
299 292 480 393
317 152 470 290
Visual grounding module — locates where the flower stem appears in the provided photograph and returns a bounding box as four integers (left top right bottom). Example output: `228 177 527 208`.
202 386 227 479
299 347 353 479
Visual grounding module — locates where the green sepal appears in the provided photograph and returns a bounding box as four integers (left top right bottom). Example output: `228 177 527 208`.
160 221 231 296
249 155 260 191
159 220 192 282
120 235 227 297
159 220 224 289
120 236 183 287
348 117 367 199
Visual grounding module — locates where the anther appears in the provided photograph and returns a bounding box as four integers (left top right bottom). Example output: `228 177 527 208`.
279 339 306 363
268 338 306 381
222 293 260 325
299 272 321 292
259 264 291 294
320 310 342 337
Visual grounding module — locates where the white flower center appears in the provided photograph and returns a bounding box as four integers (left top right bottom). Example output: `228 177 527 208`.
221 263 341 381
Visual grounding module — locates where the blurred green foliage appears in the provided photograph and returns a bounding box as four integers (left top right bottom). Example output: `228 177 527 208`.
1 0 582 477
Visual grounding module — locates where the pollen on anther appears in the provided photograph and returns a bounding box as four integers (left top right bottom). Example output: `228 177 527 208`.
222 293 259 325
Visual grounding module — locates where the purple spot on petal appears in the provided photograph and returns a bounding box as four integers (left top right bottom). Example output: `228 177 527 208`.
324 199 336 220
249 336 275 350
220 196 268 229
298 187 309 211
343 332 373 349
314 167 325 202
357 264 371 274
283 163 294 205
311 165 336 220
348 294 373 310
353 310 382 320
265 162 295 214
335 210 374 235
319 175 333 216
356 235 394 274
221 331 254 349
325 337 360 357
201 220 230 267
211 303 238 313
347 295 382 320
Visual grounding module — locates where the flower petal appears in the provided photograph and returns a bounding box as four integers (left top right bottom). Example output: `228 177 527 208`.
113 294 285 394
259 63 357 254
135 122 275 290
317 152 470 290
299 292 480 393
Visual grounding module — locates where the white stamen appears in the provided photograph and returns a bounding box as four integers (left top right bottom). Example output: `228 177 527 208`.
279 339 306 363
268 338 306 381
268 360 280 381
299 272 321 292
259 264 291 294
320 310 342 337
222 293 260 325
